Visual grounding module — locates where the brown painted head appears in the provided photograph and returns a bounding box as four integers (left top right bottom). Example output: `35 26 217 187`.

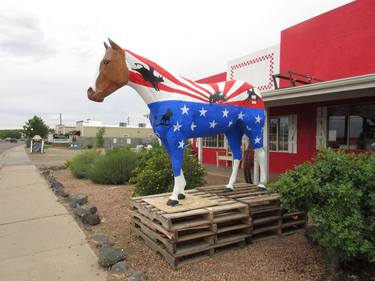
87 38 129 102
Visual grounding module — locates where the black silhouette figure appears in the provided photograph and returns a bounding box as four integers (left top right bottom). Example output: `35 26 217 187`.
160 109 173 125
209 90 227 104
132 63 164 91
246 88 257 101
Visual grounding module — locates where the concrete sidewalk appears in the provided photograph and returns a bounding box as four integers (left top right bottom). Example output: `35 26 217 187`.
0 145 107 281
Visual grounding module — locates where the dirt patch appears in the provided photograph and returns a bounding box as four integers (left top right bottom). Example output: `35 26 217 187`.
54 169 327 281
27 147 81 169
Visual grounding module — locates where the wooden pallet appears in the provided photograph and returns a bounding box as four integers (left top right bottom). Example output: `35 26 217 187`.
130 193 213 231
188 190 252 240
132 211 215 244
251 209 281 241
196 183 267 199
237 194 282 242
238 194 281 214
132 224 212 268
281 210 307 235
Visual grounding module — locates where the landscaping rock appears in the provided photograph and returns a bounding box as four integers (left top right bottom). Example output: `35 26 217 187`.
50 178 64 189
128 272 147 281
82 213 101 225
99 242 115 248
69 194 88 208
73 205 97 218
98 247 126 267
111 261 128 273
73 206 88 218
91 234 114 248
53 186 69 198
81 204 97 215
41 169 50 177
49 165 67 171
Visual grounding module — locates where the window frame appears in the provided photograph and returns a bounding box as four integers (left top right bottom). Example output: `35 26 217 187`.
269 115 297 153
327 103 375 151
202 134 225 148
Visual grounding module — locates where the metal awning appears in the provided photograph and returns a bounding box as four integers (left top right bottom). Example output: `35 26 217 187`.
262 73 375 107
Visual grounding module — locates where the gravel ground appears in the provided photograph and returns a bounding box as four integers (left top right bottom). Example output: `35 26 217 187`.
27 147 82 169
54 169 327 281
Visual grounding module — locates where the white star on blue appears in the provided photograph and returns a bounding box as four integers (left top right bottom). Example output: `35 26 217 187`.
190 122 197 131
199 107 207 117
222 108 229 117
181 105 190 115
178 140 184 148
173 122 182 132
209 120 218 128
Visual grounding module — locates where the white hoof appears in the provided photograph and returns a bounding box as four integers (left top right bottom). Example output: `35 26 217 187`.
257 183 267 191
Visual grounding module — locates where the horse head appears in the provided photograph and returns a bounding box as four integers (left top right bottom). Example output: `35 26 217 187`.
87 38 129 102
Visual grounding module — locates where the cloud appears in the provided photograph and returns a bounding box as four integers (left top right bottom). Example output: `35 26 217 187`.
0 12 56 60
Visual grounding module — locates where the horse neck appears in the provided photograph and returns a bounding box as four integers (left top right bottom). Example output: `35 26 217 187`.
125 50 163 106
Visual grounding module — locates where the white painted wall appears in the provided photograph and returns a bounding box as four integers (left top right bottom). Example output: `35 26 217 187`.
227 45 280 93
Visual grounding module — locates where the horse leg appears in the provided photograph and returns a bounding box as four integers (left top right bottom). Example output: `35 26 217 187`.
166 140 186 206
224 131 243 192
245 109 267 190
160 138 187 201
254 147 267 190
177 169 186 200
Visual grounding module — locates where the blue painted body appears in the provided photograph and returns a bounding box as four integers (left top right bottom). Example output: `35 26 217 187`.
148 100 265 176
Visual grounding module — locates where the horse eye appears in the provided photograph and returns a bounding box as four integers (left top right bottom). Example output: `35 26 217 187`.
103 60 110 65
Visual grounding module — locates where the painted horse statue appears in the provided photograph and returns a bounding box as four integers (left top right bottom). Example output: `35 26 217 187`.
87 39 267 206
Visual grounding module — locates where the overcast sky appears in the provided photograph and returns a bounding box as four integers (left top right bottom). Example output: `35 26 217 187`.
0 0 352 129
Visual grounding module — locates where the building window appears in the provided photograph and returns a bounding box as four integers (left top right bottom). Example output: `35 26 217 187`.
269 117 289 152
202 134 225 148
327 103 375 150
269 115 297 153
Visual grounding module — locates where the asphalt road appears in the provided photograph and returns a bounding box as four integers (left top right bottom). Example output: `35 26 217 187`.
0 141 23 155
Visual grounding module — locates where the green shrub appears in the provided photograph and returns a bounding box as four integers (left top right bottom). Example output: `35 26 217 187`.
69 150 99 178
130 144 205 196
269 149 375 263
88 147 137 184
95 127 105 148
64 159 72 168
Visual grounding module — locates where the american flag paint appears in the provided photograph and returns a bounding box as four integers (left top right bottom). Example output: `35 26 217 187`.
125 50 265 176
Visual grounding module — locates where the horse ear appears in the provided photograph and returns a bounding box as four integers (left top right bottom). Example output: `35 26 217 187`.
104 41 109 49
108 38 122 50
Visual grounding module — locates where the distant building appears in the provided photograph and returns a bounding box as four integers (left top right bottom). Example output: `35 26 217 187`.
74 120 157 148
55 124 76 135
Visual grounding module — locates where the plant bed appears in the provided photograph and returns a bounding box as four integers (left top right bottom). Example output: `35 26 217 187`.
53 169 327 281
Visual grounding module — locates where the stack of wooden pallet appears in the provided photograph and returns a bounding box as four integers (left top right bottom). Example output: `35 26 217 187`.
197 183 307 240
130 191 251 268
130 184 307 268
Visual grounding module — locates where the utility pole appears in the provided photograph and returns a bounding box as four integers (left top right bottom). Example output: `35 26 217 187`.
59 113 62 125
127 116 130 126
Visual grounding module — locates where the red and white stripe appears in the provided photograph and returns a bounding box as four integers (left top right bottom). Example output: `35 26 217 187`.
125 50 264 109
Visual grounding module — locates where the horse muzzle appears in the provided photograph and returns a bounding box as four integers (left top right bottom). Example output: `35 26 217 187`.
87 87 104 102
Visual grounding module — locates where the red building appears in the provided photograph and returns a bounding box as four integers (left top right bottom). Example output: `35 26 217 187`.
194 0 375 181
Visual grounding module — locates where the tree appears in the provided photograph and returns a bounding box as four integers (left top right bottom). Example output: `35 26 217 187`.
23 116 49 139
95 127 105 148
0 130 22 139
